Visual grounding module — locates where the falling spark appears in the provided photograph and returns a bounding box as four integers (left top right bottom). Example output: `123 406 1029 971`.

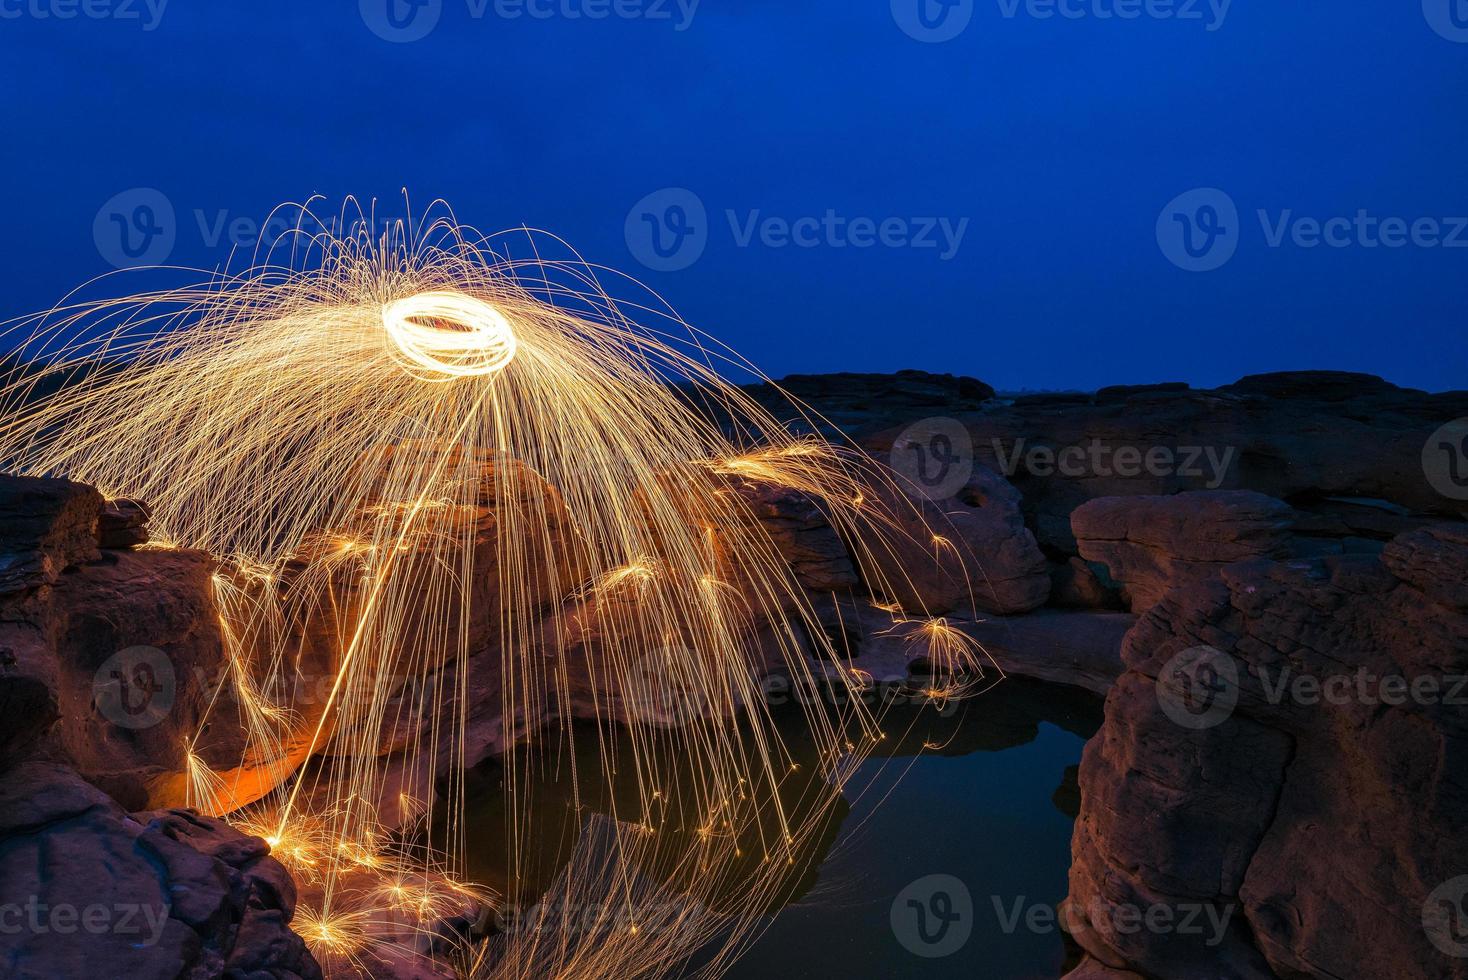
0 201 990 980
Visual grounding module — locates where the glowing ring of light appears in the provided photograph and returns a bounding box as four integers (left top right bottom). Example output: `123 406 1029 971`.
381 291 518 380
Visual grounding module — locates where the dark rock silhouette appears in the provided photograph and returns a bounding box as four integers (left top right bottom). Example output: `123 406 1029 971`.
0 761 318 980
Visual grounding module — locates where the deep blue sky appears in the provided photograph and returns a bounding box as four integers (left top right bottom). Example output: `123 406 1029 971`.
1 1 1464 392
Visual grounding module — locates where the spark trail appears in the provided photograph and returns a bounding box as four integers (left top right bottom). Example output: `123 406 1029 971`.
0 201 996 979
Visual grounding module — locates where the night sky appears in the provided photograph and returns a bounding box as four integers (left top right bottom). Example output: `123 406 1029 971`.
1 1 1464 392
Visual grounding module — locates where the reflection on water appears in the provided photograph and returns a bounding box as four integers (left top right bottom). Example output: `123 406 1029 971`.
458 677 1102 978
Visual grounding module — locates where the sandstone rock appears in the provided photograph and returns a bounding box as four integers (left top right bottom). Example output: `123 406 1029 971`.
1060 956 1147 979
0 760 319 980
12 545 244 811
1218 369 1405 401
98 496 150 548
1048 557 1126 611
1072 490 1294 614
850 372 1468 554
1381 523 1468 611
0 474 101 594
727 479 858 591
0 476 249 810
771 369 995 407
860 464 1051 615
962 610 1133 696
1066 526 1468 979
1094 382 1190 404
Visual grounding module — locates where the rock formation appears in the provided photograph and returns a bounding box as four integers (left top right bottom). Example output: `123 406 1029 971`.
0 760 318 979
4 367 1466 979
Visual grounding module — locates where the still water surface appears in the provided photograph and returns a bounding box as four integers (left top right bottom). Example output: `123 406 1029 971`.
459 677 1102 979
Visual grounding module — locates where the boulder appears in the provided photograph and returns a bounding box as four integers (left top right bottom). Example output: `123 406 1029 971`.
0 760 319 980
962 610 1133 696
1048 557 1126 611
1065 525 1468 979
35 545 242 810
1072 490 1294 614
0 475 101 594
860 464 1051 616
0 476 251 810
98 497 150 548
727 478 858 592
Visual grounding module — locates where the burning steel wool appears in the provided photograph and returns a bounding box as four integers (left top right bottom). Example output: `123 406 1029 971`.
0 203 996 979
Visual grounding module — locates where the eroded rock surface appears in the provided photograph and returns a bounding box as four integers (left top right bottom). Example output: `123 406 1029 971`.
838 371 1468 554
0 760 319 980
1066 526 1468 979
0 476 239 810
1072 490 1295 614
861 464 1052 615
